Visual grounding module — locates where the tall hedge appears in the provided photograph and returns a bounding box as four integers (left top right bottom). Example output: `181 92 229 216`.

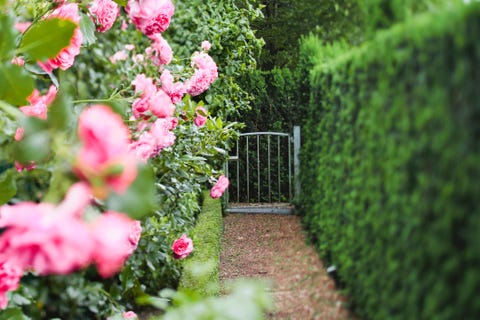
298 3 480 319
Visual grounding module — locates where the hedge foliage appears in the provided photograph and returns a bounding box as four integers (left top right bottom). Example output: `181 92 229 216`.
298 3 480 319
178 192 223 297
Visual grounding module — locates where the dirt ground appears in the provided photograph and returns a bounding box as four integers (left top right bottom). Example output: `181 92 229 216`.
220 213 357 320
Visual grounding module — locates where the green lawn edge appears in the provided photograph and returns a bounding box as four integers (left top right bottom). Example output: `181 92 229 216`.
177 191 223 296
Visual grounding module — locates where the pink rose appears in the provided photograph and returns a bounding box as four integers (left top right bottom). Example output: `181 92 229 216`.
185 52 218 96
149 89 175 118
123 311 138 319
121 19 128 31
126 0 174 36
0 260 22 309
201 40 211 51
109 50 128 64
14 21 31 33
193 106 207 127
171 234 193 259
129 118 176 161
75 105 137 199
56 182 92 219
19 85 57 120
160 69 186 104
147 33 172 66
128 220 142 254
132 74 157 96
38 3 83 72
150 118 176 149
129 131 156 161
131 74 175 119
91 212 136 277
191 52 217 73
210 175 229 198
0 201 95 275
11 57 25 66
89 0 120 32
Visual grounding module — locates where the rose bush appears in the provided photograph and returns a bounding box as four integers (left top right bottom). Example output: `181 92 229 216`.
0 0 248 318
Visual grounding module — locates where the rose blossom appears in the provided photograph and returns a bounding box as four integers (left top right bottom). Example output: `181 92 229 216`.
121 19 128 30
110 50 128 64
185 52 218 96
160 69 186 104
132 73 157 96
14 128 24 141
14 85 57 172
75 105 137 199
56 182 92 218
14 21 31 33
171 234 193 259
11 57 25 66
19 85 57 120
14 161 36 172
91 212 137 277
147 33 172 66
128 220 142 254
89 0 120 33
193 106 207 127
149 89 175 118
150 117 176 149
129 118 176 161
123 311 138 319
38 3 83 72
0 197 95 275
0 260 22 309
129 131 156 161
210 175 230 198
201 40 211 51
126 0 175 36
131 74 175 119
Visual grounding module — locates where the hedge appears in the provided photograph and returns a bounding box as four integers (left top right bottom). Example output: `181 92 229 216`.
298 3 480 320
177 191 223 296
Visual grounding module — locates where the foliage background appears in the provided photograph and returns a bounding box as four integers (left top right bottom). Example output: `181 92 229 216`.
297 2 480 319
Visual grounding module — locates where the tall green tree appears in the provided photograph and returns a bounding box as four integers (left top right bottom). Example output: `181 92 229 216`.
253 0 361 69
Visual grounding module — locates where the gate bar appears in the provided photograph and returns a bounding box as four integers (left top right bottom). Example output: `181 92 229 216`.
257 135 260 202
246 135 250 203
268 135 271 203
277 135 281 202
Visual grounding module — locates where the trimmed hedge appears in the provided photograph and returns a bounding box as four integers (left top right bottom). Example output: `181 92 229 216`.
177 192 223 296
299 3 480 320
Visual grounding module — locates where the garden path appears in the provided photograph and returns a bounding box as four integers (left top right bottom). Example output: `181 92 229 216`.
220 213 356 320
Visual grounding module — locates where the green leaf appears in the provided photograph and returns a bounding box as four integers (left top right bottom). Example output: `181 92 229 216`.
112 0 127 6
19 18 76 62
0 170 17 205
14 132 50 163
0 63 35 105
107 163 155 219
0 307 31 320
0 14 17 60
80 13 96 46
47 89 74 130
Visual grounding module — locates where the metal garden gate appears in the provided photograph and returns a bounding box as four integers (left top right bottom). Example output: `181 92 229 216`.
225 126 300 214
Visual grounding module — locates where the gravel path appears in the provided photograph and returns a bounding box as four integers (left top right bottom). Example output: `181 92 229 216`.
220 213 356 320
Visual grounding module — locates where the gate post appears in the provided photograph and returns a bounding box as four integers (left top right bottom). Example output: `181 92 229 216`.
293 126 301 200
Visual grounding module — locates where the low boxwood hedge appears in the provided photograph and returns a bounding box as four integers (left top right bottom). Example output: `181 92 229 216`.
177 191 223 296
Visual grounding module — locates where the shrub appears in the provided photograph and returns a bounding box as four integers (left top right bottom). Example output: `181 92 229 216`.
299 3 480 319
